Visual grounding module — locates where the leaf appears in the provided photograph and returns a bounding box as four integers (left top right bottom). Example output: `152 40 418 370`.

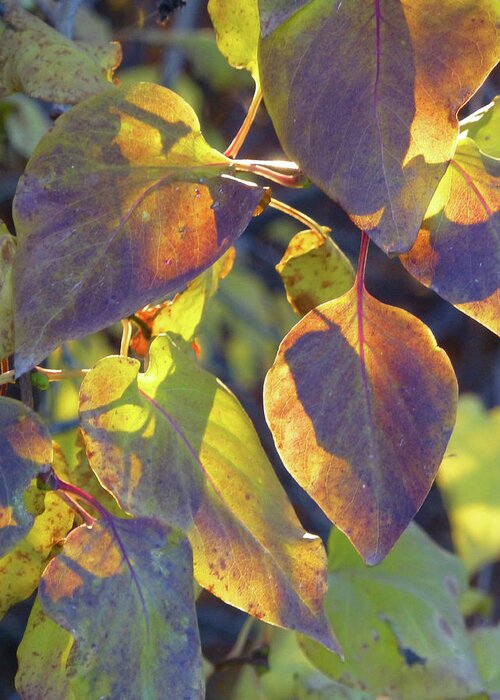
470 626 500 693
0 1 121 104
400 100 500 335
261 629 371 700
299 524 484 699
460 97 500 158
39 517 205 699
263 285 457 564
0 225 16 359
0 397 53 556
16 595 75 700
0 490 73 618
276 229 355 315
258 0 499 253
130 247 235 356
79 335 337 651
208 0 260 81
12 82 266 375
437 395 500 574
52 438 125 519
2 94 51 159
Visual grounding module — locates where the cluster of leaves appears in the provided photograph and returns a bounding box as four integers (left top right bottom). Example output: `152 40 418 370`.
0 0 499 698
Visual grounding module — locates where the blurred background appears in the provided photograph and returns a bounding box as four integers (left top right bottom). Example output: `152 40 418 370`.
0 0 499 696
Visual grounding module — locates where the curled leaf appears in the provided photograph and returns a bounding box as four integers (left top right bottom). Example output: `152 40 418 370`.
0 1 121 103
276 229 355 315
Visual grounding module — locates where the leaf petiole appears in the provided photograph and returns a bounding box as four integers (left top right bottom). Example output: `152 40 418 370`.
268 197 328 237
224 81 262 159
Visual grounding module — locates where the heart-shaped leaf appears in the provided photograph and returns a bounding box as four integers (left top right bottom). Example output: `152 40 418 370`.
39 518 204 699
79 335 337 651
258 0 499 253
264 285 457 563
400 99 500 336
299 524 483 698
0 397 53 556
12 82 266 374
0 1 121 104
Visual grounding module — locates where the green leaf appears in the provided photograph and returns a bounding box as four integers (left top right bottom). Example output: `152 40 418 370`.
276 229 355 315
470 626 500 693
13 82 266 375
0 397 53 556
300 524 484 699
0 490 73 618
264 285 458 564
0 224 15 359
258 0 499 253
460 97 500 158
437 395 500 574
0 1 121 104
400 98 500 336
208 0 260 82
261 629 371 700
16 595 75 700
1 94 51 159
39 518 205 699
79 335 337 652
131 247 235 355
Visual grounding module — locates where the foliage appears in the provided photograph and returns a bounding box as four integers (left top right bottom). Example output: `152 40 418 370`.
0 0 498 698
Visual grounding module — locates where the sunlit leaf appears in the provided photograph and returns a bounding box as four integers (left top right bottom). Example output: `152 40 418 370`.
276 229 355 315
460 97 500 158
13 82 266 375
0 397 53 556
39 518 204 699
400 99 500 335
208 0 260 82
470 626 500 693
0 225 16 359
0 490 73 618
130 247 235 356
52 438 125 519
264 285 457 563
0 1 121 104
79 335 337 651
258 0 499 253
437 395 500 574
16 595 75 700
300 524 483 699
